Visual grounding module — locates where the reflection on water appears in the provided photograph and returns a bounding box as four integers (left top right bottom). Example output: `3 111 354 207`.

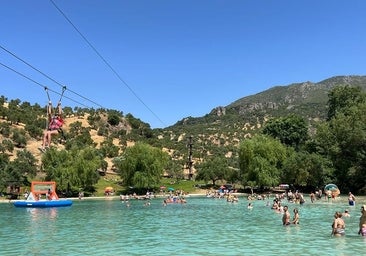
26 207 58 221
1 196 366 255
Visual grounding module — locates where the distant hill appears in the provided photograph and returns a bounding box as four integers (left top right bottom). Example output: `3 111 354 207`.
226 75 366 121
156 75 366 161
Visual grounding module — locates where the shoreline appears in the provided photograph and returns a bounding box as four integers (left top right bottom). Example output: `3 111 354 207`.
1 192 362 204
0 193 245 203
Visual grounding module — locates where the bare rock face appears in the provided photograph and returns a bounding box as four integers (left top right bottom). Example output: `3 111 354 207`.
211 106 226 116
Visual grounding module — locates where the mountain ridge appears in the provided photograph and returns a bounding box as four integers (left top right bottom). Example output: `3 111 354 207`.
175 75 366 128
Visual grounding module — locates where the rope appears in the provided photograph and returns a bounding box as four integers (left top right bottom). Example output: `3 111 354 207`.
45 87 51 102
58 86 67 103
44 86 65 129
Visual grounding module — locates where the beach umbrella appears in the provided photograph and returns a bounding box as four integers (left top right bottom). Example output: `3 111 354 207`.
160 186 166 189
324 184 338 191
324 184 340 196
168 187 175 191
105 186 113 192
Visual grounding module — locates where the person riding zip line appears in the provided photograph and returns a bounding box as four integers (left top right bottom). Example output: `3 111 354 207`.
38 101 64 152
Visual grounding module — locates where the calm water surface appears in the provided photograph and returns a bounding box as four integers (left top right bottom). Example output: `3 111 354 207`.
1 196 366 255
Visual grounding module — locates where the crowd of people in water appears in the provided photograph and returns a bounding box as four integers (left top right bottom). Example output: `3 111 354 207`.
119 189 188 207
326 191 366 237
114 186 366 238
205 187 366 238
270 189 366 237
269 190 366 237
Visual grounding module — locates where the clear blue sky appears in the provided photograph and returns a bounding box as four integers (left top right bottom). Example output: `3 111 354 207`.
1 0 365 128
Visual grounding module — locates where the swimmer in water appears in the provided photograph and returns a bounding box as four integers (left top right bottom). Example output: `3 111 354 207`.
282 205 290 225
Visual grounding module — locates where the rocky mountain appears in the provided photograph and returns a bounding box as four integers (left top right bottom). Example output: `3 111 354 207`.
226 75 366 119
156 75 366 161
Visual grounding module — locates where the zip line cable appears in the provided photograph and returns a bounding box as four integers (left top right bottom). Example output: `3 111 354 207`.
50 0 167 127
0 44 105 109
0 61 89 108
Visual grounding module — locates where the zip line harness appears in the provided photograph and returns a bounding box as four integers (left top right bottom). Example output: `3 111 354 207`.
44 86 67 142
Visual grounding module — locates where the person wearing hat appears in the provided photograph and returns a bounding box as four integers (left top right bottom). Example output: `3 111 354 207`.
358 205 366 236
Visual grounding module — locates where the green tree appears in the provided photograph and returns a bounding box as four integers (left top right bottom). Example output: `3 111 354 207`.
0 122 11 137
0 153 10 189
25 122 43 139
7 99 21 125
42 147 101 193
12 129 27 148
113 142 169 190
262 114 308 149
327 85 365 120
12 149 38 178
42 149 72 191
0 151 32 189
281 151 334 188
107 110 122 126
1 139 14 153
63 106 74 117
238 135 287 189
97 126 109 137
195 156 230 186
125 113 140 129
67 121 84 136
314 103 366 192
64 124 95 150
100 138 120 158
87 109 100 129
165 159 185 182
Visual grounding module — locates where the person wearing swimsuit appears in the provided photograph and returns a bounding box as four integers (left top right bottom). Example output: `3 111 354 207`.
282 205 291 225
331 212 345 237
358 205 366 236
292 208 300 224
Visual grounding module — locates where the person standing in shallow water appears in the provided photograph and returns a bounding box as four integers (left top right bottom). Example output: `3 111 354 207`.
282 205 290 225
292 208 300 224
331 212 345 237
358 205 366 236
348 192 356 206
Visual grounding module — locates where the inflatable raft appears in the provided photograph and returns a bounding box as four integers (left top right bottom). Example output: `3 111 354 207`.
13 199 72 208
13 181 72 208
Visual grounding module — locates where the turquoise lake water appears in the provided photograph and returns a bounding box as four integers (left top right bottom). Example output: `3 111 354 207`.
1 196 366 255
